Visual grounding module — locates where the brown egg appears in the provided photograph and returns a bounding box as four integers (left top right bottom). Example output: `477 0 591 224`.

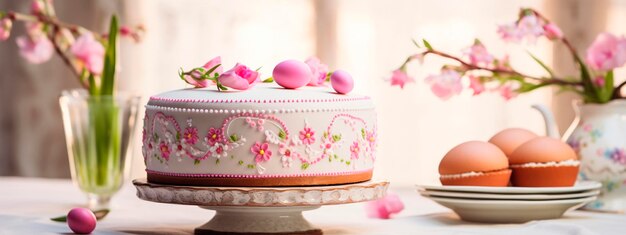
489 128 538 157
509 137 579 187
439 141 511 187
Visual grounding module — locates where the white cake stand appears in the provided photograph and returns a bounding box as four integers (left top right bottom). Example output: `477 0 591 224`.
133 178 389 234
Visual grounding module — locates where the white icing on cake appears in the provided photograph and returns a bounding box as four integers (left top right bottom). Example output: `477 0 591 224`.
510 159 580 168
142 84 377 179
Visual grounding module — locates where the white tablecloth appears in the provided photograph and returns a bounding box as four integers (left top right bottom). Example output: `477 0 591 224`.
0 177 624 235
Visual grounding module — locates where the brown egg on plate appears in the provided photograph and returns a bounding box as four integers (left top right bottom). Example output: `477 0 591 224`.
439 141 512 187
488 128 538 157
509 137 580 187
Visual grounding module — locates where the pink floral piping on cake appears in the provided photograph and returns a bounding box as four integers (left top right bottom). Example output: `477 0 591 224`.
207 127 224 145
143 111 377 172
251 142 272 162
183 127 199 145
350 141 361 160
159 141 171 161
300 127 316 145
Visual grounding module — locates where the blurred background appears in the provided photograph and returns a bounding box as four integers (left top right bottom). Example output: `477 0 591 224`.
1 0 625 186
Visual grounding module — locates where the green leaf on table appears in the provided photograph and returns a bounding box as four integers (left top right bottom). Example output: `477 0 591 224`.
51 209 110 222
422 39 433 50
526 51 555 78
100 15 119 96
262 77 274 83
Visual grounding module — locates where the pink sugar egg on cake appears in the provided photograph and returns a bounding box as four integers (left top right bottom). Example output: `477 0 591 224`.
330 70 354 94
273 60 311 89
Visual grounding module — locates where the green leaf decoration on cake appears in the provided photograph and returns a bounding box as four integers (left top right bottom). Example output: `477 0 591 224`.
346 161 351 165
361 128 366 139
229 134 239 143
333 154 339 159
278 129 287 140
176 132 180 141
323 131 328 139
301 162 310 170
332 134 341 142
247 164 255 169
262 77 274 83
194 159 200 165
215 159 220 164
153 133 158 141
238 160 244 165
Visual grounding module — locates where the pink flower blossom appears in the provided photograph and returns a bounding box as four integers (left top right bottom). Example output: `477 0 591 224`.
183 127 199 145
320 138 334 158
299 127 316 145
159 141 171 160
425 69 463 100
350 141 360 160
0 18 12 41
279 143 299 168
366 130 377 149
585 33 626 71
119 26 131 36
497 22 523 43
495 55 511 70
517 15 544 43
364 192 404 219
594 75 606 87
16 35 54 64
543 23 563 40
31 0 48 14
305 56 329 86
468 75 485 96
499 84 518 100
207 127 223 145
183 57 222 88
390 69 415 89
218 63 259 90
251 142 272 162
71 33 105 74
464 42 493 66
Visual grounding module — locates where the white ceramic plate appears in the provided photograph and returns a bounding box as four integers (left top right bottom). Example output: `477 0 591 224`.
418 189 600 200
425 195 597 223
417 181 601 194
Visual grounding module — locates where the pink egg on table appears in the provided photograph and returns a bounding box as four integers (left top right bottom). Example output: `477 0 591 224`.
273 60 311 89
330 70 354 94
67 208 96 234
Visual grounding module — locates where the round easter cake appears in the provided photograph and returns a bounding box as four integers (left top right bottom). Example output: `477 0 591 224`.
142 84 377 186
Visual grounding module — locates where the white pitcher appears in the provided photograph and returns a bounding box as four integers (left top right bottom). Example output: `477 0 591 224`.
533 100 626 211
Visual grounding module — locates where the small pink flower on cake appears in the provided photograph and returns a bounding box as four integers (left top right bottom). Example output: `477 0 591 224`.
350 141 360 160
366 130 377 149
210 143 228 159
299 127 316 145
320 138 334 159
218 63 260 90
207 127 223 145
159 141 171 161
183 127 199 145
305 56 329 86
279 143 299 168
251 142 272 162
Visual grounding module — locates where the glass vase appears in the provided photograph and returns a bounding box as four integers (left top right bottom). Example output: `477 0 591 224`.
59 89 141 210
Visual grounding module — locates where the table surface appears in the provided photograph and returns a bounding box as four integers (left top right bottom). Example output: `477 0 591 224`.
1 177 625 235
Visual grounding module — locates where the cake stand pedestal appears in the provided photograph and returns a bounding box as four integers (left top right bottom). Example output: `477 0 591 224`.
133 179 389 235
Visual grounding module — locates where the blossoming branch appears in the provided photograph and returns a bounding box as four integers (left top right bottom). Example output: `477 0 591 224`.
390 8 626 104
0 0 143 96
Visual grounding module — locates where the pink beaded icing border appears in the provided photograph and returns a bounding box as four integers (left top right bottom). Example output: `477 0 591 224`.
145 169 373 178
149 96 371 104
